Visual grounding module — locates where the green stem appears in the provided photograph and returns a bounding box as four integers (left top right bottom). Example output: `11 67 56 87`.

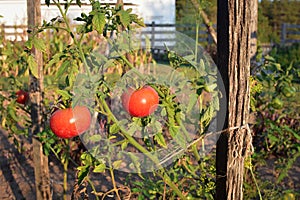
195 21 199 62
192 144 201 161
53 0 91 77
87 177 100 200
62 139 70 200
109 168 122 200
158 171 187 200
249 159 263 200
100 95 186 199
63 159 68 200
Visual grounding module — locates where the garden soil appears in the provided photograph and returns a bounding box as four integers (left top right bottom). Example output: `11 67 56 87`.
0 128 299 199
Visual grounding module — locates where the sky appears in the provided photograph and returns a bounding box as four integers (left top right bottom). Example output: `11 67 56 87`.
0 0 176 26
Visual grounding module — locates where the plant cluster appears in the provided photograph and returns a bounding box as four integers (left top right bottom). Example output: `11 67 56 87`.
245 54 300 199
0 1 220 199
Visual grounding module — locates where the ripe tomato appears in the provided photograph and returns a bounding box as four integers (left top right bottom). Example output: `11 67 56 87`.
121 86 159 117
50 106 91 139
16 90 29 104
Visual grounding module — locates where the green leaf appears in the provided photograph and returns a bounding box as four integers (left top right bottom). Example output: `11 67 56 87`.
45 53 62 69
264 55 276 62
268 134 279 143
109 123 120 134
25 39 32 49
112 160 123 169
154 132 167 148
121 140 128 150
32 37 46 52
77 165 90 185
45 0 50 7
76 0 82 7
187 93 198 113
92 12 106 34
93 163 106 173
118 10 131 28
89 135 102 142
56 89 72 99
27 55 39 78
55 60 70 79
130 14 145 27
8 104 18 121
205 83 217 92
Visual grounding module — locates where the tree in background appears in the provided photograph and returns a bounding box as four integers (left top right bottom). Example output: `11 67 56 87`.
177 0 300 44
259 0 300 43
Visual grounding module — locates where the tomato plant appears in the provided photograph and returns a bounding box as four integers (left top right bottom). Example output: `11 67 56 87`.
16 90 29 104
50 106 91 139
0 1 222 199
121 85 159 117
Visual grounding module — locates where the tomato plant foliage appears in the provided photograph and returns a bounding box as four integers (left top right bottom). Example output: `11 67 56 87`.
0 0 221 199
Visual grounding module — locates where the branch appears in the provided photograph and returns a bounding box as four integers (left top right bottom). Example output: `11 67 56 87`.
190 0 217 45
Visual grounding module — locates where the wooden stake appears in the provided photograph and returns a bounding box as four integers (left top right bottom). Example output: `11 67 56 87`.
27 0 52 199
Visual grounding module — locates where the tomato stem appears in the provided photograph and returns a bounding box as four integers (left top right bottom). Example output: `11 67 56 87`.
52 0 91 78
99 95 187 199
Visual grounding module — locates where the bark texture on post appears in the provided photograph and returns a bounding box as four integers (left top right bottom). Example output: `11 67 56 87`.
27 0 51 199
216 0 254 199
227 0 253 199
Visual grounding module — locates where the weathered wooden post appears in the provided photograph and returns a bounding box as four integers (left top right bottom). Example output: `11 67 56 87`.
216 0 254 199
27 0 51 199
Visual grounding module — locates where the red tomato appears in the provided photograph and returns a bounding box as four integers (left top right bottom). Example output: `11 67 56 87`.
121 86 159 117
16 90 29 104
50 106 91 139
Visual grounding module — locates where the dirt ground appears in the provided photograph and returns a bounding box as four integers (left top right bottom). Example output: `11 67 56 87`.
0 128 76 199
0 127 299 200
0 128 133 200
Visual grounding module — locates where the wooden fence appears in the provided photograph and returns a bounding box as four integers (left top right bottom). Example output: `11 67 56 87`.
1 22 299 48
281 23 300 44
0 24 28 41
142 22 214 49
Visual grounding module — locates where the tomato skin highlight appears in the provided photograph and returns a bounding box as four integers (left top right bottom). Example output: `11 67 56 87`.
16 90 29 104
122 86 159 117
50 106 91 139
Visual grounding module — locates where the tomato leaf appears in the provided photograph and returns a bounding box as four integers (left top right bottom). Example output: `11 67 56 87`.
45 53 62 70
89 135 102 142
56 60 70 79
32 37 46 52
109 123 120 134
56 89 72 100
92 12 105 34
112 160 123 169
45 0 50 7
154 132 167 148
27 55 39 78
127 152 143 177
25 39 32 49
8 104 18 121
93 163 106 173
76 0 82 7
77 165 90 185
121 140 129 150
118 10 131 28
187 93 198 113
